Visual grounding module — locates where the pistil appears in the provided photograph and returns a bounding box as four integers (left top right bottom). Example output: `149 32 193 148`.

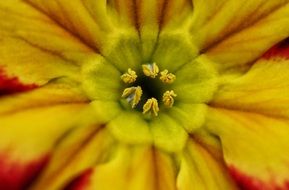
121 86 142 108
121 68 137 83
163 90 177 107
160 70 176 84
142 63 159 78
143 98 160 116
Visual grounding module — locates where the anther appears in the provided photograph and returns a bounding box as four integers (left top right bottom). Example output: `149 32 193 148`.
143 98 159 116
142 63 159 78
121 68 137 84
121 86 142 108
160 70 176 84
162 90 177 107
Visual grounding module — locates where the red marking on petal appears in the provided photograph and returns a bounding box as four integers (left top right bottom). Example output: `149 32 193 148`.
0 154 49 190
285 182 289 190
0 68 37 96
263 38 289 59
229 166 266 190
229 166 289 190
64 169 93 190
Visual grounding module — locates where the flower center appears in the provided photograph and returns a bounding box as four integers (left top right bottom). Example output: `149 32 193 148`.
120 63 177 117
80 34 219 152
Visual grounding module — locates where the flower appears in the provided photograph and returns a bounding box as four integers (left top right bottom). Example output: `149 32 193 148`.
1 0 289 190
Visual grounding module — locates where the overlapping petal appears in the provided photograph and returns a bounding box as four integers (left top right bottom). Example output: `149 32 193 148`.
190 0 289 70
211 58 289 118
138 0 193 61
0 80 88 115
177 138 238 190
205 108 289 189
25 0 114 50
207 38 289 189
0 104 88 189
107 111 152 145
136 0 165 60
150 113 188 152
30 127 114 190
0 0 93 87
190 0 289 48
60 144 177 190
56 139 236 190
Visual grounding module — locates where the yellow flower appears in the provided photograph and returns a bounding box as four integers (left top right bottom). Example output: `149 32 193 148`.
1 0 289 190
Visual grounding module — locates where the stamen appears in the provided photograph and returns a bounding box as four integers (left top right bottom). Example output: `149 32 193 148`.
121 68 137 84
160 70 176 84
143 98 159 116
142 63 159 78
121 86 142 108
162 90 177 107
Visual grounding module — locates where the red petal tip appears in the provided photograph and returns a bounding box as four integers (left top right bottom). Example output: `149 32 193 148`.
0 68 37 96
263 38 289 60
0 154 49 190
64 169 93 190
229 166 289 190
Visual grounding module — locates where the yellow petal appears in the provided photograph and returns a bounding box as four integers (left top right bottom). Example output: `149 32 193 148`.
0 104 88 188
168 103 207 133
30 127 114 190
101 32 142 72
161 0 193 30
150 114 188 152
206 107 289 189
89 100 122 124
107 111 152 145
0 79 88 115
67 144 177 190
172 55 218 103
204 2 289 70
87 145 155 190
135 0 193 61
212 58 289 118
191 129 224 161
190 0 289 49
0 1 93 86
0 104 87 158
152 32 198 72
75 0 114 32
108 0 137 28
102 2 158 69
136 0 164 60
81 55 122 101
26 0 114 50
177 138 238 190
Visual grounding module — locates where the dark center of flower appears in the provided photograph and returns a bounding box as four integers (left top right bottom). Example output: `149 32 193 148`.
120 63 177 117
